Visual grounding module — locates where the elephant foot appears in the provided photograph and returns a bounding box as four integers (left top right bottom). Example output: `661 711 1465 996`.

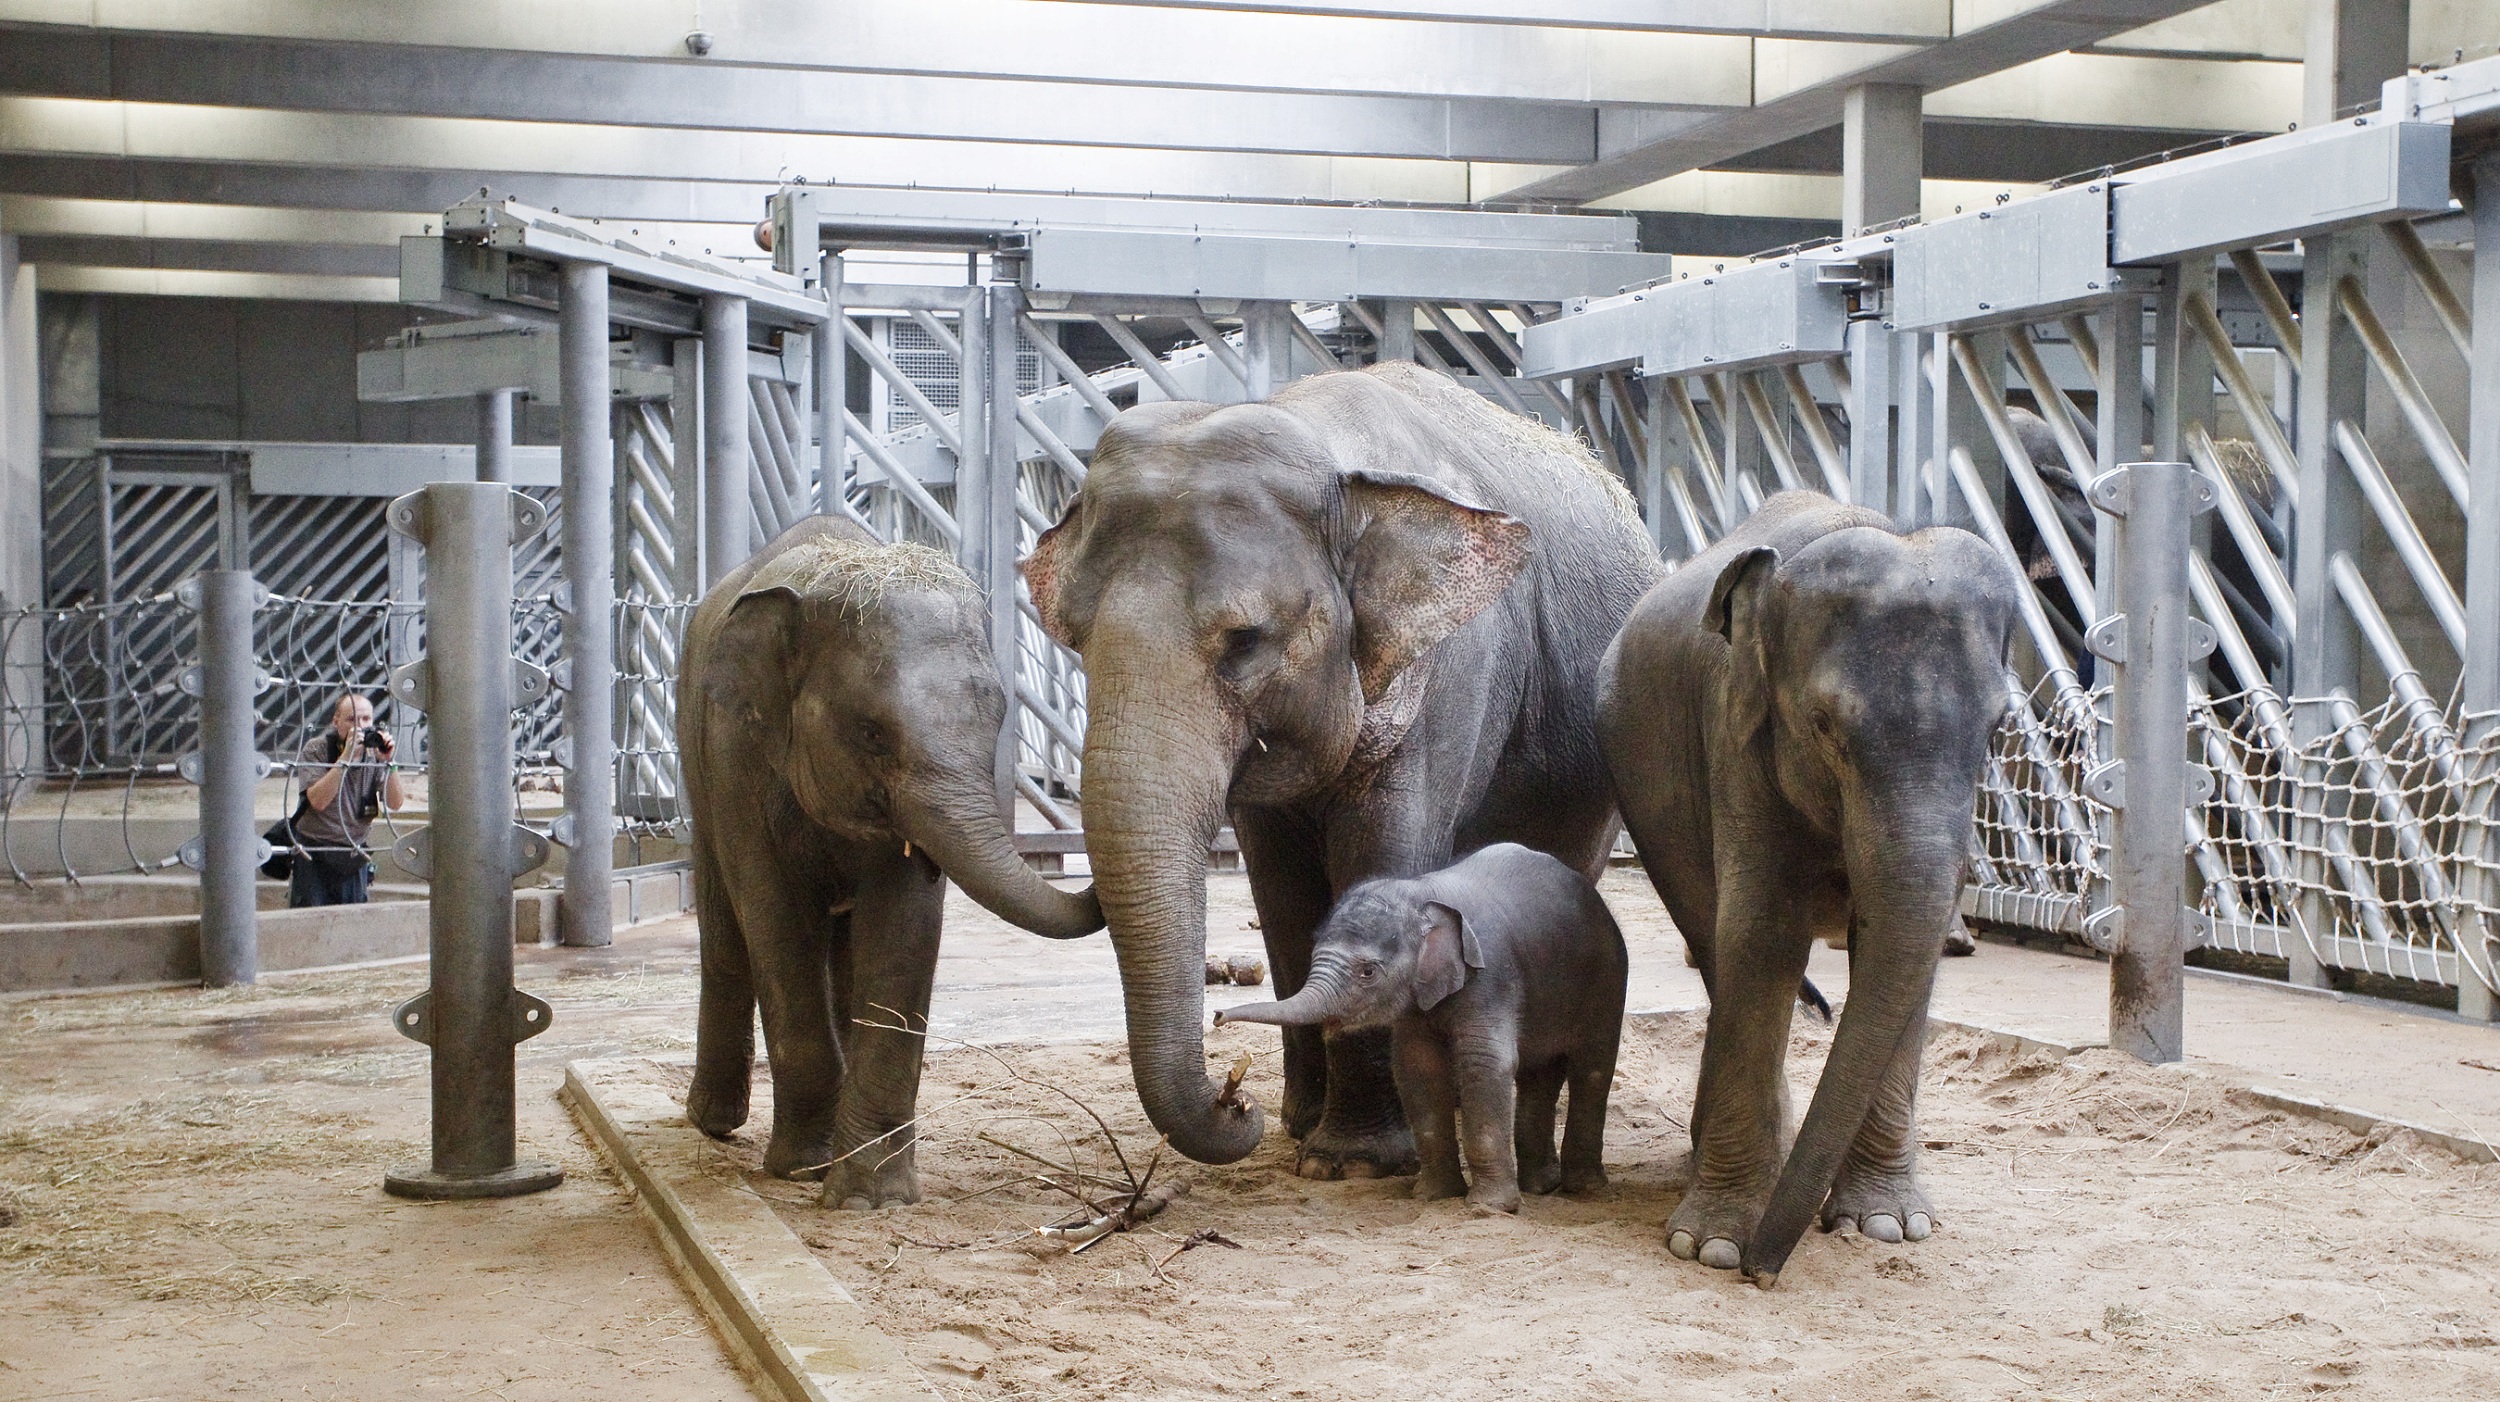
762 1122 837 1181
1466 1182 1521 1215
1281 1092 1324 1142
1294 1118 1419 1180
684 1072 749 1139
1821 1162 1935 1244
1943 916 1977 958
1665 1177 1774 1273
1518 1155 1563 1196
1557 1159 1607 1196
1412 1165 1467 1201
820 1144 921 1211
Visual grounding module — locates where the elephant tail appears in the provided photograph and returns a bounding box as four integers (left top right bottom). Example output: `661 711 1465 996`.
1796 978 1832 1025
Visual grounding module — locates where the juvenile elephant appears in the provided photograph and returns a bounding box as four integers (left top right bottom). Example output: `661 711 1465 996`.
1023 361 1662 1175
1215 843 1627 1214
681 516 1103 1206
1598 491 2020 1287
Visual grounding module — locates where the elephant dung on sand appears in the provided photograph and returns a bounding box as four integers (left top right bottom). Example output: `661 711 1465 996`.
1022 360 1663 1178
680 516 1103 1207
1598 490 2021 1287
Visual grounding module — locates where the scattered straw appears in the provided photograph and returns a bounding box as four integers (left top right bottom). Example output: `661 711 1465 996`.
1365 359 1645 528
747 534 979 618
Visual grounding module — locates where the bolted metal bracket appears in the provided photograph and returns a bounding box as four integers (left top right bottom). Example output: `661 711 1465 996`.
549 811 577 849
178 750 272 786
2082 905 2124 955
2088 461 2220 518
393 989 554 1048
509 490 548 545
549 579 575 617
177 836 267 871
387 489 432 545
391 658 433 713
397 824 549 878
548 656 573 695
2185 618 2218 661
175 576 271 612
2084 759 2126 809
2187 764 2215 806
2085 616 2128 666
550 735 575 771
179 665 276 698
513 658 551 709
393 826 433 879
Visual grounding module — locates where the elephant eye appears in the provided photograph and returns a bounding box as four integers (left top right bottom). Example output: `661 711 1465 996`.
1354 960 1380 981
852 719 891 755
1221 625 1262 660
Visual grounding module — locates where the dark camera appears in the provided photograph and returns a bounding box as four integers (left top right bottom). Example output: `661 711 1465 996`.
362 727 388 749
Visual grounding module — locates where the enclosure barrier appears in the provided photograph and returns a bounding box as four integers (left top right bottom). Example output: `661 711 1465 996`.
381 481 561 1200
178 569 271 987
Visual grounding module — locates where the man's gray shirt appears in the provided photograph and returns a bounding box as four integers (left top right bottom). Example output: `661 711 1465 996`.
293 735 386 850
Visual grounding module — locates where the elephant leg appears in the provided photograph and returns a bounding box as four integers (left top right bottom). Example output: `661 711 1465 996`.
1455 1038 1522 1214
1559 1025 1618 1196
1392 1022 1465 1201
1822 938 1939 1245
1512 1057 1565 1196
822 852 946 1211
739 872 846 1180
1236 811 1334 1140
687 838 756 1138
1669 877 1810 1270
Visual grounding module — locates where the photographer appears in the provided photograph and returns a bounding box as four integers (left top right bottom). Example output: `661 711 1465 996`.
285 691 407 907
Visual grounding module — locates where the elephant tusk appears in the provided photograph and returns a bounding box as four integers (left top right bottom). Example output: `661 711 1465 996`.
903 840 913 858
1255 735 1269 752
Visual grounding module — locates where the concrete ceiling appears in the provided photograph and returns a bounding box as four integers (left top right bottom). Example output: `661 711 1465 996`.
0 0 2489 300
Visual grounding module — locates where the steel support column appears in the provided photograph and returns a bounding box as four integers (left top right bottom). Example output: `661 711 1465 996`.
191 568 260 987
2095 460 2214 1063
1847 319 1892 516
668 337 704 597
984 284 1023 825
558 261 615 949
1244 301 1289 401
475 389 513 484
384 482 559 1199
2461 156 2500 1022
819 252 848 519
1377 299 1415 362
1841 84 1922 238
2304 0 2409 128
701 294 752 587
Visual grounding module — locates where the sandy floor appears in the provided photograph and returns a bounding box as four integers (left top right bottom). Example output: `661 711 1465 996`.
758 1014 2500 1402
0 928 749 1401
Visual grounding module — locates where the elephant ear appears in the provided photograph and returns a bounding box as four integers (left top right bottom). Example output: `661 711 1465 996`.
1414 899 1484 1012
1339 469 1531 704
1703 546 1780 746
1020 493 1082 649
704 588 801 772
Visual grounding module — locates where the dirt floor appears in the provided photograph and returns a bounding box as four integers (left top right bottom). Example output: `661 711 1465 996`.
759 1014 2500 1402
0 928 751 1401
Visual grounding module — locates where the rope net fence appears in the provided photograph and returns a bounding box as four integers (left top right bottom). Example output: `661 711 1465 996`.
1967 673 2107 939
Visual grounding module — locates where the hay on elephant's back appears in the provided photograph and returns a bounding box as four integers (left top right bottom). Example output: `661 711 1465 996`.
763 534 980 617
1366 359 1643 527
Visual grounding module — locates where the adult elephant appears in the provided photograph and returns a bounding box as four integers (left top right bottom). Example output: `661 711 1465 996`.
1598 491 2020 1286
1023 361 1662 1175
681 516 1102 1206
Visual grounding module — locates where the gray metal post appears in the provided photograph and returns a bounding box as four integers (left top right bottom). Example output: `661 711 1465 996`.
669 337 704 598
1892 326 1929 525
187 569 261 987
384 482 559 1199
2089 460 2216 1064
2460 155 2500 1023
1846 319 1892 516
559 261 615 949
1841 83 1922 237
2289 231 2368 990
985 284 1024 825
1377 299 1416 362
1244 302 1288 400
2304 0 2408 128
475 389 513 484
701 294 752 585
818 251 847 518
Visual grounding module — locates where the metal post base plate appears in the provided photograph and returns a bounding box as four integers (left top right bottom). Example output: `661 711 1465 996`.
384 1160 564 1200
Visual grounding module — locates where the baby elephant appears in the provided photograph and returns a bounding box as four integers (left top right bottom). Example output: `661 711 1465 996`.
1218 843 1627 1213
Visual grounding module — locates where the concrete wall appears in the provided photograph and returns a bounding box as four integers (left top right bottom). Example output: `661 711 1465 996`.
89 295 559 446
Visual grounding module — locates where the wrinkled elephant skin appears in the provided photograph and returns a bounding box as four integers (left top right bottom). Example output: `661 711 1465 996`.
1598 491 2020 1286
1023 362 1662 1175
680 517 1102 1209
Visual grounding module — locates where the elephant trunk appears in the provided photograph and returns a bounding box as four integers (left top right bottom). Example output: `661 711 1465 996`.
1080 650 1265 1165
1739 781 1968 1287
1214 965 1349 1028
894 773 1104 940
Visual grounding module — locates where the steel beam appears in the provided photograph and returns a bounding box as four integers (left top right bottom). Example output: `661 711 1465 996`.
2462 154 2500 1023
2302 0 2408 127
188 569 261 988
475 390 512 485
558 261 615 950
1840 84 1922 238
700 296 751 587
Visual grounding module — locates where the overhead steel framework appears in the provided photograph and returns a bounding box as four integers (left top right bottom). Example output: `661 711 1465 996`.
1522 52 2500 1038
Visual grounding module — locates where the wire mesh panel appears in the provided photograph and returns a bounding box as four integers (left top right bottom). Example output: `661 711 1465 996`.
616 598 692 838
256 593 427 868
1967 676 2107 937
0 598 195 881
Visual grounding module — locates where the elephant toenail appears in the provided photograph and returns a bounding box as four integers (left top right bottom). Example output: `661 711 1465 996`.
1904 1213 1933 1241
1668 1229 1699 1260
1698 1237 1742 1270
1298 1156 1341 1181
1340 1159 1382 1180
1828 1215 1856 1237
840 1195 872 1211
1862 1213 1903 1243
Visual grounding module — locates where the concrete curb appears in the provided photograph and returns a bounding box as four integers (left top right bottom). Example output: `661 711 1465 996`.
561 1058 938 1402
